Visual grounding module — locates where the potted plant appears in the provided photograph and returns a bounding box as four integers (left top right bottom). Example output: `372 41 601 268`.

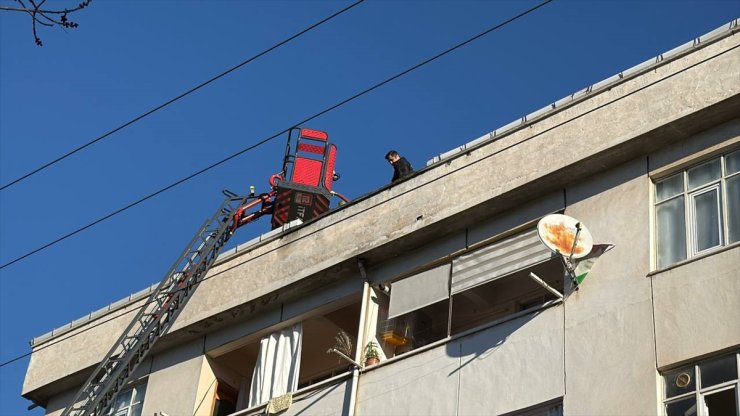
364 341 380 366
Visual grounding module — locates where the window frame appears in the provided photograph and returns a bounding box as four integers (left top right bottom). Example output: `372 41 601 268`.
107 381 147 416
207 296 363 412
653 150 739 270
687 183 723 256
662 351 740 416
378 225 564 358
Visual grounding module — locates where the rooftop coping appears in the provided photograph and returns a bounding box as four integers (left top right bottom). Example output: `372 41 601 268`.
425 18 739 167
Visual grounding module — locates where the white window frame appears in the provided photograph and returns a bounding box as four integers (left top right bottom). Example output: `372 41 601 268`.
687 184 723 256
662 352 740 416
654 150 739 269
107 381 146 416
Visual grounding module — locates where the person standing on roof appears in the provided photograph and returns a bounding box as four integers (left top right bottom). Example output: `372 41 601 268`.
385 150 414 183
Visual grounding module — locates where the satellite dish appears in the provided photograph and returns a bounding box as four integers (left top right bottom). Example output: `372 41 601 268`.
537 214 593 259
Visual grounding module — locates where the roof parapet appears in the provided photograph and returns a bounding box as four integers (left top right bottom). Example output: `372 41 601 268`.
426 19 739 167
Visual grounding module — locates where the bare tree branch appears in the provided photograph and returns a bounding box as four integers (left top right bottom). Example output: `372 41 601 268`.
0 0 92 46
1 0 89 15
36 12 58 26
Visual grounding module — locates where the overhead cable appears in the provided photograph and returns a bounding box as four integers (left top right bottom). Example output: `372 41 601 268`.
0 0 553 271
0 0 365 192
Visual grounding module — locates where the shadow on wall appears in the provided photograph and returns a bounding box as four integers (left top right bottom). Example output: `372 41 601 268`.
445 309 540 377
292 380 348 416
354 308 544 407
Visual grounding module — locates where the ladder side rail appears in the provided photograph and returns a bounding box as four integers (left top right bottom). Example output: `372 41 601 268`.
91 224 230 415
62 196 246 416
62 207 225 415
72 196 244 415
91 205 238 415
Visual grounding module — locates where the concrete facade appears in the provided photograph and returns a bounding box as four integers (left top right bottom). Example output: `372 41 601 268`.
23 22 740 416
563 158 658 415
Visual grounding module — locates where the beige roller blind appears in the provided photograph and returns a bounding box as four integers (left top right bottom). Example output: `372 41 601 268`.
451 228 551 295
388 263 450 320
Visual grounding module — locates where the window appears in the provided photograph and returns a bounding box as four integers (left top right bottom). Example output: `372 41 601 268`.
450 257 562 335
377 293 449 355
449 227 560 335
212 381 237 416
208 299 361 411
375 227 562 358
662 351 739 416
655 150 740 269
502 399 563 416
372 264 450 356
107 382 146 416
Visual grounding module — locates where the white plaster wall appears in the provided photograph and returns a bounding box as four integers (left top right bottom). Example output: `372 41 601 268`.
457 306 565 415
24 297 148 397
44 388 77 416
467 191 565 247
563 158 658 415
652 247 740 368
367 229 466 284
283 379 351 416
236 379 351 416
355 306 564 416
140 338 205 416
355 340 459 416
648 118 740 178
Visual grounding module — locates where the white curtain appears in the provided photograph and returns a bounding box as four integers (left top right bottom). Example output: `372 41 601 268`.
248 323 303 408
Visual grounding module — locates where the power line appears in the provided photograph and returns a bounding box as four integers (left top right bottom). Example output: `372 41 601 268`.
3 38 730 368
0 0 553 271
0 1 365 192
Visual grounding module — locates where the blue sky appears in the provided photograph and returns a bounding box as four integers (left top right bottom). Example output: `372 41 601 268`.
1 0 738 413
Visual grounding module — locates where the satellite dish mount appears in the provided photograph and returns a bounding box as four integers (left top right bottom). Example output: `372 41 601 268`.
536 214 595 288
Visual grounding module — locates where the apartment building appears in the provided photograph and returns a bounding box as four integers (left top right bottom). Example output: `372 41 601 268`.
23 20 740 416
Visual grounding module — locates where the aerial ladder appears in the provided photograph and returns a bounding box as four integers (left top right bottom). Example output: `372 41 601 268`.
62 128 346 416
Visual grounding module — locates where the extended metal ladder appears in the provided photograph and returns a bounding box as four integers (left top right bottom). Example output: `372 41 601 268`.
62 194 248 416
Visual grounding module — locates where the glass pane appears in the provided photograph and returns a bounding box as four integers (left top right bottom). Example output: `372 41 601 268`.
703 388 736 416
111 389 132 412
132 384 146 404
657 173 684 202
666 397 697 416
693 189 721 252
129 402 143 416
726 150 740 175
727 176 740 244
688 158 721 190
546 404 563 416
665 366 696 398
700 355 738 388
657 197 687 268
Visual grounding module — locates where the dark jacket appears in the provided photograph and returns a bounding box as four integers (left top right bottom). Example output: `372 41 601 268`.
391 157 414 182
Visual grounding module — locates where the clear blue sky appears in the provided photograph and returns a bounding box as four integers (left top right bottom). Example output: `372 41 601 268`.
1 0 737 413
